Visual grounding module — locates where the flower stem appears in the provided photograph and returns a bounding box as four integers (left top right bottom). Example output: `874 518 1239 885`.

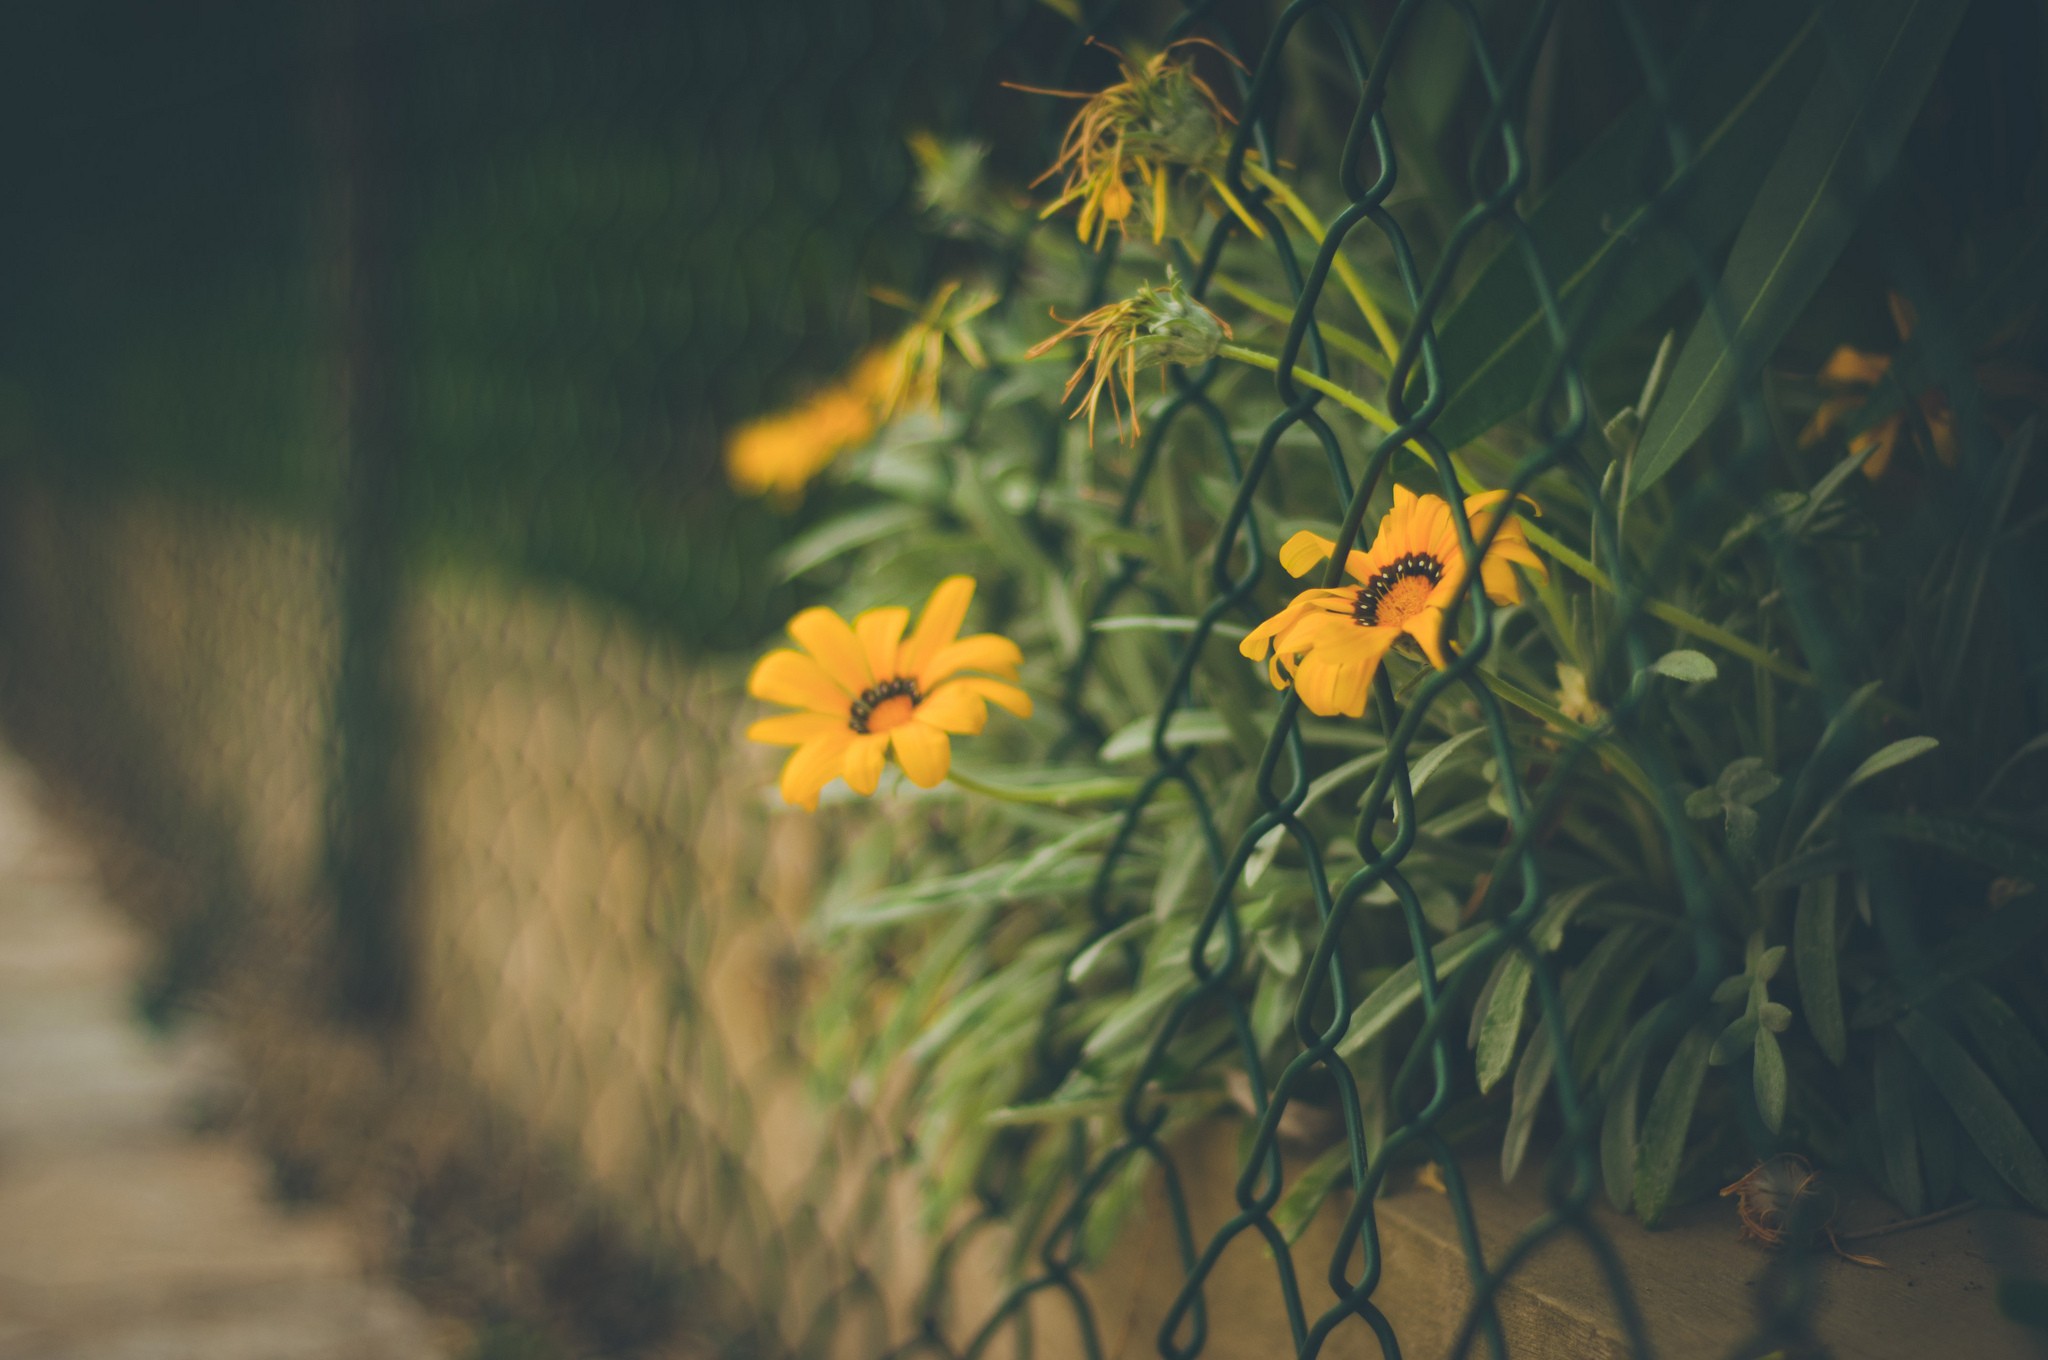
1206 274 1387 376
1215 341 1820 691
1477 671 1660 805
1242 161 1404 362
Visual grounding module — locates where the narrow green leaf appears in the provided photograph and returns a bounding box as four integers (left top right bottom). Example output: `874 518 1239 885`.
1636 1025 1713 1226
1273 1142 1354 1246
1099 710 1232 762
1795 876 1847 1064
774 503 926 580
1872 814 2048 885
1630 0 1974 492
1405 726 1489 797
1090 614 1247 640
1802 736 1939 842
1951 982 2048 1138
1602 1054 1644 1214
1874 1031 1926 1215
1753 1026 1788 1133
1474 952 1533 1094
1896 1011 2048 1211
1601 1000 1675 1214
1502 925 1657 1184
1427 0 1824 448
1851 896 2048 1028
1336 925 1493 1057
1843 736 1942 791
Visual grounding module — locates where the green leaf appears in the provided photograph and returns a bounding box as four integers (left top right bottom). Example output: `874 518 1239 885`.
1802 736 1939 843
1851 896 2048 1028
1244 748 1387 887
1272 1142 1354 1246
1795 876 1847 1064
1951 982 2048 1139
1336 925 1493 1057
1871 814 2048 886
1602 1054 1644 1213
1474 952 1533 1094
1405 726 1489 797
1718 757 1782 807
773 503 928 581
1500 927 1649 1182
1896 1011 2048 1211
1874 1032 1926 1215
1098 709 1233 763
1426 0 1824 448
1090 613 1247 640
1753 1026 1788 1132
1648 649 1719 684
1630 0 1974 493
1636 1025 1713 1226
1711 1013 1759 1066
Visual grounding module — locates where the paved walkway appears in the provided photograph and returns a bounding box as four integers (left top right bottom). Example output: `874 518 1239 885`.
0 755 442 1360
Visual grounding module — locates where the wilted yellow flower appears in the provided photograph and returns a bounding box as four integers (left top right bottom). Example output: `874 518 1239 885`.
868 278 996 418
747 576 1033 810
1025 271 1231 443
1010 39 1260 247
1239 487 1545 718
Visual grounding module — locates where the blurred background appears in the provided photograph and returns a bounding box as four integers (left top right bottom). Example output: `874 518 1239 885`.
0 0 1076 1355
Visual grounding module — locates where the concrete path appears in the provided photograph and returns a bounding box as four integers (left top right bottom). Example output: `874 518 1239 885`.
0 755 442 1360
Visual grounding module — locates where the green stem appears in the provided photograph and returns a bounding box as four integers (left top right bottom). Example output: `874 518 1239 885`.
1207 274 1387 376
1215 342 1819 691
1478 671 1660 806
1242 161 1404 362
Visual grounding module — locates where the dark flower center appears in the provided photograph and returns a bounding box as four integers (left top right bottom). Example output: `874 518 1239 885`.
1354 552 1446 627
848 676 920 733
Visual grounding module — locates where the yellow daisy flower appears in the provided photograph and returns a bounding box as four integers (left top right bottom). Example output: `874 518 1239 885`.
747 576 1033 810
725 348 894 500
1238 486 1546 718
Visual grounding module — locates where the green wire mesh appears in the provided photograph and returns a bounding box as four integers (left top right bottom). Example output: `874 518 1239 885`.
0 0 2034 1356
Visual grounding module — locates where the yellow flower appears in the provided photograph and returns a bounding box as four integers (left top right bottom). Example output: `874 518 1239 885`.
1800 292 1956 479
725 348 894 500
747 576 1033 810
1010 39 1261 247
1238 486 1546 718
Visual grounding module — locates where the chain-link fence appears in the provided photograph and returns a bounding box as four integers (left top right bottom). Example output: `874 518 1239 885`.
1 0 2044 1357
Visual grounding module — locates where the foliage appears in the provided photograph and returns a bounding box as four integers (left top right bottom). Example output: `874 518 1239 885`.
746 0 2048 1323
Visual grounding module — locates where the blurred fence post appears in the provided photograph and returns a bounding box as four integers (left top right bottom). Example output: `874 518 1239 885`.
323 0 412 1027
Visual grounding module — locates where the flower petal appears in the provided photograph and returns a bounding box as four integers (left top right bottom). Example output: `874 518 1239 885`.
1405 607 1453 668
748 649 853 716
914 682 989 735
746 712 844 746
854 607 909 684
898 575 976 679
1279 530 1338 577
779 730 856 810
1820 345 1890 387
891 721 952 788
921 632 1023 687
1856 416 1903 479
959 677 1032 718
789 607 872 693
842 733 890 795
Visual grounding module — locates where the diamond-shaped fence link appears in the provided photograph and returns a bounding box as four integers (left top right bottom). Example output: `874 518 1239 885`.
0 0 2036 1356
